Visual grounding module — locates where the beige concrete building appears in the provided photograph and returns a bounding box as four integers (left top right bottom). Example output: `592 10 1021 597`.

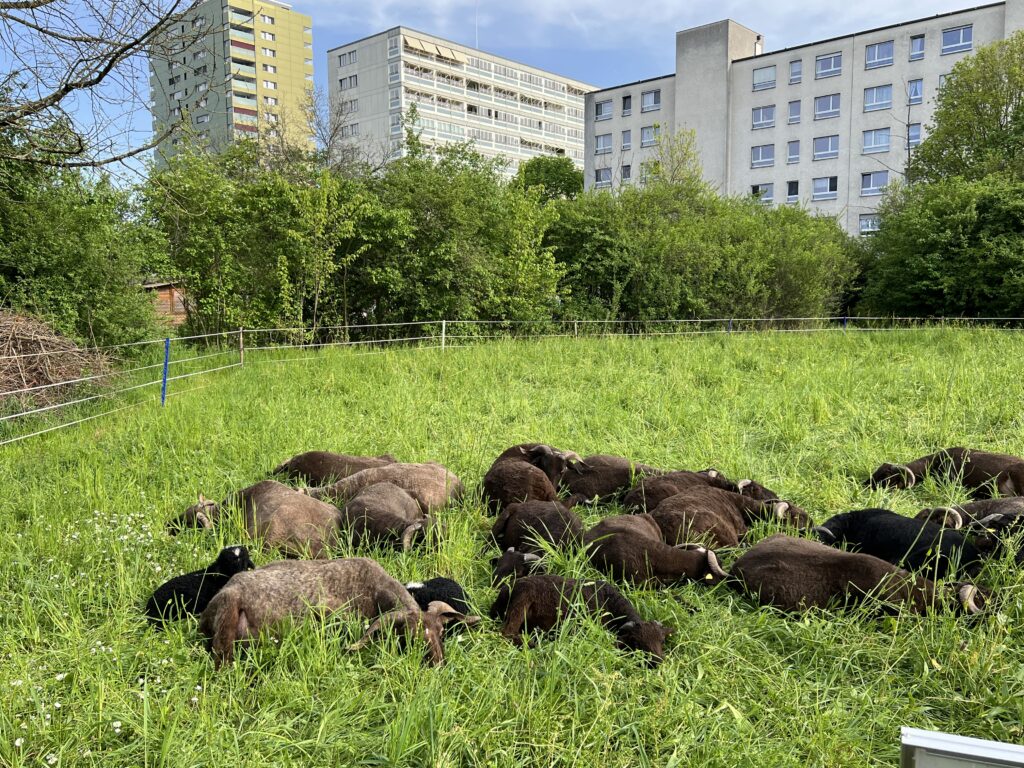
149 0 315 163
326 27 596 173
586 2 1024 233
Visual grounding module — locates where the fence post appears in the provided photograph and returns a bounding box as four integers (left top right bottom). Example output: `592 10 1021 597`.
441 319 446 350
728 318 733 334
574 320 578 338
843 316 848 332
160 337 171 407
238 327 244 367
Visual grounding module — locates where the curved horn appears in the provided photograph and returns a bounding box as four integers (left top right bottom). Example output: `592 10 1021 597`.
901 465 917 487
705 550 727 580
813 525 836 543
958 584 984 615
401 522 425 551
774 502 791 519
975 513 1006 529
522 553 541 563
195 510 214 529
706 469 720 479
946 509 964 530
737 479 752 491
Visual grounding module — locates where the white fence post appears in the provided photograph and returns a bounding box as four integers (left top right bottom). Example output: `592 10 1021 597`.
441 320 446 350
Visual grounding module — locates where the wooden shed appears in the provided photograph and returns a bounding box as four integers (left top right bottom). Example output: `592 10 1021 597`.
143 280 187 326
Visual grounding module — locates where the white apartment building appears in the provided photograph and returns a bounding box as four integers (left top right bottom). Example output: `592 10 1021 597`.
585 2 1024 233
326 27 596 173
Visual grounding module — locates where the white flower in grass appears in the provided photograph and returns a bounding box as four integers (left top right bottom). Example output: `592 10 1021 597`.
46 753 57 764
55 673 66 681
53 702 61 709
10 679 22 686
14 738 23 748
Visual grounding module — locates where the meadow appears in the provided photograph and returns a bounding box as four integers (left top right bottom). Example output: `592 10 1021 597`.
2 328 1024 767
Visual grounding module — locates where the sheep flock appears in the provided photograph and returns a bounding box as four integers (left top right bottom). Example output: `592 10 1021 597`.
148 445 1024 668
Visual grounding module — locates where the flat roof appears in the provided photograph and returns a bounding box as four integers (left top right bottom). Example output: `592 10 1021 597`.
590 73 676 96
327 26 597 89
732 1 1004 62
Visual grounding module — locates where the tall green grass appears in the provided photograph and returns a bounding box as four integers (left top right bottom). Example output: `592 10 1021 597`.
1 329 1023 767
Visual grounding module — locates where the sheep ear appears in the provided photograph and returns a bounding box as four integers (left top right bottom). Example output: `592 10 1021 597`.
774 502 791 519
426 601 481 628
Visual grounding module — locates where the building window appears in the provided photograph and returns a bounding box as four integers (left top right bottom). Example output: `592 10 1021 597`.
263 80 277 90
595 168 612 188
261 31 275 41
389 62 400 82
907 79 923 105
863 128 891 153
641 89 661 112
814 93 840 119
864 84 892 112
263 64 277 73
859 214 881 234
193 16 207 28
640 125 658 147
787 140 800 164
622 94 632 116
195 113 209 124
751 183 774 203
752 105 775 129
262 47 276 57
264 95 277 105
338 50 357 66
815 52 842 79
813 134 839 160
388 36 400 55
196 82 207 93
861 170 889 196
595 100 612 120
788 100 800 124
751 144 775 168
342 99 359 114
389 88 400 109
910 34 925 61
865 41 894 69
595 133 612 154
942 25 972 55
260 14 274 24
390 113 402 133
622 164 632 181
789 59 802 84
787 180 799 203
339 75 358 90
908 122 922 148
939 73 949 88
622 129 631 150
753 65 776 91
812 176 839 201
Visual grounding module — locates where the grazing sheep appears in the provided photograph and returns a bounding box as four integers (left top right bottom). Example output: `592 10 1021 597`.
145 546 255 625
813 508 984 579
491 547 543 586
341 482 431 551
559 454 662 503
306 462 464 513
650 486 811 548
622 470 741 512
490 574 673 665
728 534 986 615
169 481 343 558
198 558 476 667
272 451 397 485
583 514 726 586
490 500 584 554
482 443 580 515
866 447 1024 498
405 577 473 635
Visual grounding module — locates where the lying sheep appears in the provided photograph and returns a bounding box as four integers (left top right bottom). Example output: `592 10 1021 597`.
272 451 397 485
145 546 255 625
169 481 343 558
866 447 1024 497
198 558 475 667
406 577 472 635
482 443 580 515
490 500 584 554
728 534 986 615
490 574 673 665
490 547 543 586
650 486 810 548
583 514 726 586
622 470 740 512
559 454 662 503
813 508 984 580
915 497 1024 530
306 462 464 513
341 482 431 551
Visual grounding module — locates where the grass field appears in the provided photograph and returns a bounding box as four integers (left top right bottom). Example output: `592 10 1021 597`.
2 328 1024 767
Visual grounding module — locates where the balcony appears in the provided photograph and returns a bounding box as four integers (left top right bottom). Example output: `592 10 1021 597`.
231 76 256 91
232 92 257 107
229 25 254 43
231 62 256 76
229 10 253 24
436 81 465 96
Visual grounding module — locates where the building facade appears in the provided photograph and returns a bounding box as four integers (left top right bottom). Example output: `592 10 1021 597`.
326 28 596 173
149 0 314 162
585 2 1024 233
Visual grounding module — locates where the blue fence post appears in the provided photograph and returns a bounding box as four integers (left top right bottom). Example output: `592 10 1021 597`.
843 316 848 332
728 318 733 334
160 337 170 407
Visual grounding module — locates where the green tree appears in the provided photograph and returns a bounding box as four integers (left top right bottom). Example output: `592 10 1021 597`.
909 30 1024 183
515 155 583 201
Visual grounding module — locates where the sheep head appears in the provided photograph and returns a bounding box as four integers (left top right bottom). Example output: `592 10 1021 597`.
348 601 481 665
866 463 917 489
167 494 219 535
212 545 255 575
915 507 964 529
616 620 673 666
490 548 542 586
772 501 815 531
520 444 579 485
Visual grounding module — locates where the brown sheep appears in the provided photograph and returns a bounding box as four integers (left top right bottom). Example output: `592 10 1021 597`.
490 500 584 554
482 443 580 515
622 470 741 512
866 447 1024 498
198 558 477 667
169 480 343 558
727 534 987 615
583 514 726 586
559 454 662 503
341 482 432 551
305 462 464 513
490 574 673 665
272 451 397 485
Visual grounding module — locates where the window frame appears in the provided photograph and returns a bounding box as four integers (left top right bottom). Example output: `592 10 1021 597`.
941 25 973 55
622 94 632 116
751 143 775 169
788 100 801 125
594 167 612 188
910 34 925 61
812 134 840 161
907 78 923 105
861 170 889 196
789 59 802 85
621 129 632 150
815 52 842 79
751 183 774 203
863 84 892 112
907 122 922 148
814 93 841 120
863 127 891 154
812 175 839 201
595 99 613 121
640 89 661 112
753 65 777 91
752 104 776 130
787 139 800 164
865 40 894 69
595 133 613 155
787 180 799 203
640 125 658 147
859 214 881 234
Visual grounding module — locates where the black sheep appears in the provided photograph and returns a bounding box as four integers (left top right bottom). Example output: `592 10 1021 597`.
145 545 255 625
813 508 983 580
405 577 471 616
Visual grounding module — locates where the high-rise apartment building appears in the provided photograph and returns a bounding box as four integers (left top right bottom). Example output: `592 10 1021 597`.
585 1 1024 233
149 0 314 162
326 27 596 173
